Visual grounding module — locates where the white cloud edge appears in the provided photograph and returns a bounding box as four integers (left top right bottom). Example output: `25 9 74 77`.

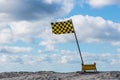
85 0 120 8
0 46 33 54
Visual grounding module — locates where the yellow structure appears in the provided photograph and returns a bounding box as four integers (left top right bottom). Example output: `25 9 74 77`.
82 63 97 72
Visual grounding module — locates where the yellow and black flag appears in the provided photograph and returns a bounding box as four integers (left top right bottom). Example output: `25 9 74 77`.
51 19 74 34
51 19 85 65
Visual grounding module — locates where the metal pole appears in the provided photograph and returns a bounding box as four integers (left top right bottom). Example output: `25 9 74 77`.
71 19 84 65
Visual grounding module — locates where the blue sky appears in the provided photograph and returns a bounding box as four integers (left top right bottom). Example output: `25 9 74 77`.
0 0 120 72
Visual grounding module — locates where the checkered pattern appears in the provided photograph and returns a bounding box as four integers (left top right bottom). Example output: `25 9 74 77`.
51 19 74 34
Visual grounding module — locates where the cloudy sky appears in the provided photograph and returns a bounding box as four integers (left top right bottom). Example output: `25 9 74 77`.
0 0 120 72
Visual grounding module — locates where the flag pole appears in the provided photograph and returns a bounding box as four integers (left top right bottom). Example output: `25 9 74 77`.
71 19 84 65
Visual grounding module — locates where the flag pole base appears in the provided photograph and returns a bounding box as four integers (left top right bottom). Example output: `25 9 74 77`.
81 62 97 72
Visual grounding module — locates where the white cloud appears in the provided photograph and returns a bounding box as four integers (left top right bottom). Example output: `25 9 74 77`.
70 15 120 44
61 56 68 64
0 23 13 44
0 46 33 54
10 21 34 42
0 50 78 65
112 41 120 46
0 0 74 44
1 50 120 71
0 0 74 21
0 54 7 64
40 40 55 51
117 48 120 53
61 0 74 15
85 0 120 8
0 18 52 44
8 19 51 43
44 0 72 4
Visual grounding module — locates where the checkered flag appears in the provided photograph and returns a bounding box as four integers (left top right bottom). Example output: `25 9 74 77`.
51 19 74 34
51 19 85 65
